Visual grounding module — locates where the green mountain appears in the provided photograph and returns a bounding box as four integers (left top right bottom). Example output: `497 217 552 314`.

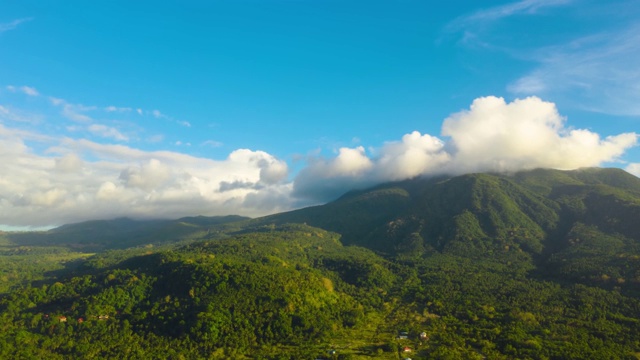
254 168 640 288
5 215 249 251
1 167 640 359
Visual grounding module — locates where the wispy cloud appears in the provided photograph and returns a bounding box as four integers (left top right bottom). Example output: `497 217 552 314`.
0 17 33 34
88 124 129 141
202 140 223 148
5 86 192 142
508 24 640 115
0 94 637 227
152 109 165 119
20 86 39 96
445 0 572 33
105 105 132 113
444 0 640 117
0 105 42 123
6 85 39 96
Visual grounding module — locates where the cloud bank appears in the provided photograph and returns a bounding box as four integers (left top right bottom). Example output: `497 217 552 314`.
0 95 637 228
293 96 637 201
0 126 291 227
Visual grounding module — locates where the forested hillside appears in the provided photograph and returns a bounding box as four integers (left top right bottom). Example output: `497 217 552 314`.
1 168 639 359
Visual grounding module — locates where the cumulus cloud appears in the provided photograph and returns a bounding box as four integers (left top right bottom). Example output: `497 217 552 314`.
0 128 292 227
374 132 450 181
0 95 637 228
441 96 637 172
293 96 637 202
54 153 84 173
292 146 374 201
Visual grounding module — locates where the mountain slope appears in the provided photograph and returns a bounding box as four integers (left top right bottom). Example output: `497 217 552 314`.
256 168 639 254
2 168 640 358
6 215 249 251
246 168 640 293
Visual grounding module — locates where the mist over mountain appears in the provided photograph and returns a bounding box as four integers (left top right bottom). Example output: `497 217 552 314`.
266 167 640 254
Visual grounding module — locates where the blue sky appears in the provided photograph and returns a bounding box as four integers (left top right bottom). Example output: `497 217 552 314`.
1 0 639 228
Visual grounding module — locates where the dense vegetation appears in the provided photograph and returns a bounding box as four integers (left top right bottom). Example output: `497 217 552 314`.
1 168 639 359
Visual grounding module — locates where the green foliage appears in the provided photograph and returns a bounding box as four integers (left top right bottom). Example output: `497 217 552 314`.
2 167 640 358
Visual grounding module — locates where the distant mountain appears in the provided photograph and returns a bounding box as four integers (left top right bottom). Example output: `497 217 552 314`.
6 215 249 251
8 167 640 290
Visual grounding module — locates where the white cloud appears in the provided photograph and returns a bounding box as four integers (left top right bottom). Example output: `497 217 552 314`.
374 131 449 181
0 95 637 228
441 96 637 172
0 105 42 123
0 127 293 227
148 134 164 143
293 96 637 201
105 106 132 112
258 158 288 185
5 85 39 96
88 124 128 141
202 140 223 147
177 120 191 127
292 146 374 201
51 98 95 123
54 153 84 173
626 163 640 177
0 18 33 33
20 86 39 96
119 159 172 191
